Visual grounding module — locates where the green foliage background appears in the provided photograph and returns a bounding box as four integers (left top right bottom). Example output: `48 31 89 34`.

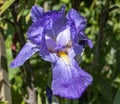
0 0 120 104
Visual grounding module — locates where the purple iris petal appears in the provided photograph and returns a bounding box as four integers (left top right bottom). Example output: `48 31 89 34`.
31 6 44 22
39 31 58 63
52 58 93 99
44 9 65 25
46 86 53 103
10 42 39 68
79 32 93 48
27 15 53 45
66 9 87 33
39 37 58 62
39 52 58 63
60 5 66 12
46 36 57 50
27 19 44 45
44 9 66 39
66 9 93 48
68 44 83 57
44 17 53 30
56 27 71 46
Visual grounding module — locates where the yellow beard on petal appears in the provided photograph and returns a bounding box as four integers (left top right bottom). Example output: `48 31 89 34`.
58 51 70 65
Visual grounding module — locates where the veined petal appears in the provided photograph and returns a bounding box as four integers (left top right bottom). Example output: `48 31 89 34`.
39 52 58 63
52 58 93 99
46 36 57 50
31 6 43 22
51 11 66 36
44 16 53 30
27 19 44 45
39 34 58 63
45 10 66 39
56 27 71 46
44 10 65 25
27 16 53 45
10 42 39 68
66 9 87 33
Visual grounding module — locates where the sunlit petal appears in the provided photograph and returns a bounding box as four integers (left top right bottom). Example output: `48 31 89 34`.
10 42 39 68
66 9 87 33
31 6 43 22
56 27 71 46
52 58 93 99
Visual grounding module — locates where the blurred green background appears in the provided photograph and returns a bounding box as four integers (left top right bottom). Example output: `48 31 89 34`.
0 0 120 104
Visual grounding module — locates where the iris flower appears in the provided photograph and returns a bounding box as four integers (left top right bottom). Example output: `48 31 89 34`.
10 6 93 99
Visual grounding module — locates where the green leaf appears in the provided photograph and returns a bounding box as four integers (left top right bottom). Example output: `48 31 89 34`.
0 101 8 104
25 12 30 24
17 9 24 22
113 88 120 104
15 76 23 87
60 0 70 4
16 0 27 21
37 93 42 104
0 0 15 16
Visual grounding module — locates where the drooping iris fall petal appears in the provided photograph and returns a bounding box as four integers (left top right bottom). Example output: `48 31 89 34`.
52 58 93 99
10 42 39 68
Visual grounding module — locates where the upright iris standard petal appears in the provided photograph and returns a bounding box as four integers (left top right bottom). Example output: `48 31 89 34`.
27 19 44 45
27 16 53 45
66 9 87 33
46 36 57 50
67 9 93 49
10 42 39 68
52 58 93 99
31 6 44 22
39 29 58 63
44 17 53 30
45 10 66 39
56 27 71 46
